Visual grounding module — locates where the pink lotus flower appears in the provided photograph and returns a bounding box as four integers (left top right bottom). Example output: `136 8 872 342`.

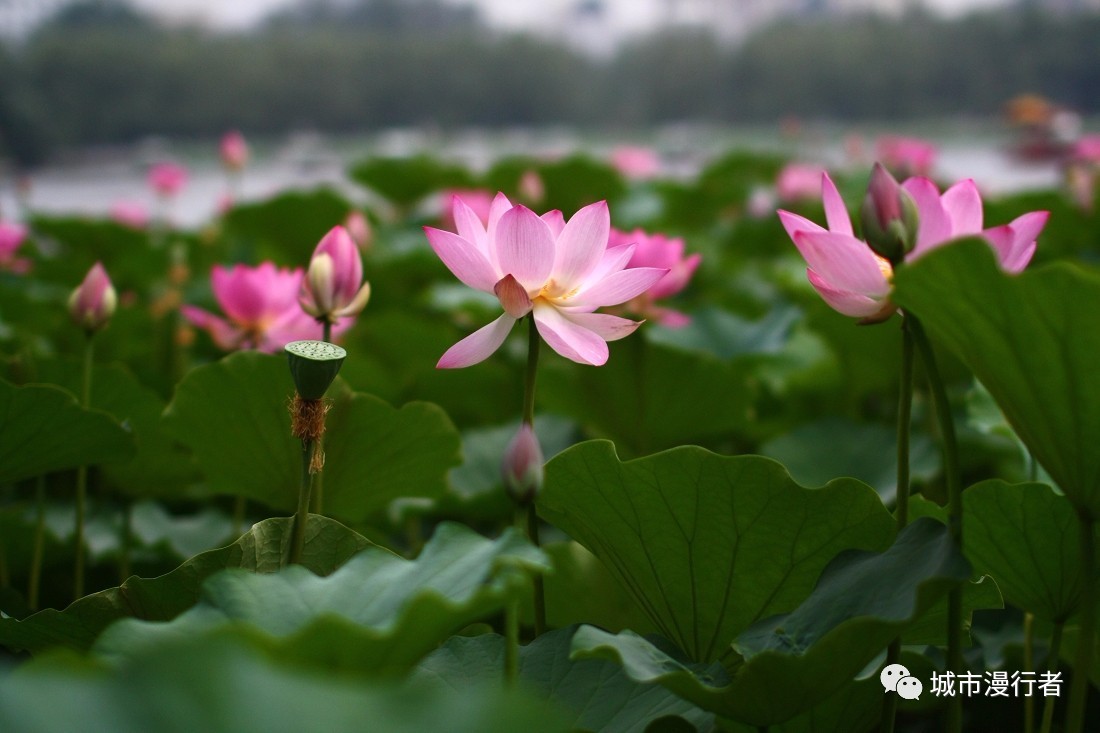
110 201 149 230
1071 134 1100 165
876 136 937 177
0 222 31 274
69 262 117 332
182 262 345 352
220 130 249 171
299 226 371 325
778 171 1049 322
610 146 660 180
441 189 495 230
425 193 668 367
776 163 828 202
148 162 188 198
608 228 701 328
518 170 545 204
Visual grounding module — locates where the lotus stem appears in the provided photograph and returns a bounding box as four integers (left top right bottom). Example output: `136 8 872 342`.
28 474 46 610
74 335 95 599
881 313 916 733
910 315 963 733
1025 612 1036 733
289 438 316 565
522 316 546 636
1066 514 1095 733
1040 620 1064 733
504 597 520 685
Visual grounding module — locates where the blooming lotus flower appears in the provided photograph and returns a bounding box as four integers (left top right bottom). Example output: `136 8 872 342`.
778 171 1049 322
425 193 668 367
441 189 494 230
220 130 249 171
69 262 117 332
182 262 346 352
0 222 30 274
148 162 188 197
776 163 828 202
876 136 937 178
608 228 701 328
299 226 371 325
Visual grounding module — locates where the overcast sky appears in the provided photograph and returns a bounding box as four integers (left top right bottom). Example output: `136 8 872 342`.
127 0 1011 33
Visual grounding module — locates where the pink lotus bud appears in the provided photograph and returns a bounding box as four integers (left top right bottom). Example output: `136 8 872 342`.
518 170 545 204
859 163 919 264
610 146 660 180
344 210 372 250
502 423 544 505
776 164 827 202
69 262 117 333
220 130 249 171
299 226 371 324
148 162 188 198
110 201 149 229
0 221 30 273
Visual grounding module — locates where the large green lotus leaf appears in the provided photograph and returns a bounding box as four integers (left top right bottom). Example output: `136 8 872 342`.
759 417 941 505
349 155 475 208
645 305 801 361
0 637 568 733
26 216 165 286
717 677 883 733
538 340 756 457
163 352 461 519
572 519 970 726
94 523 549 677
410 627 713 733
221 188 352 263
0 379 134 484
34 359 197 497
963 480 1086 622
539 441 895 663
892 241 1100 515
0 515 373 654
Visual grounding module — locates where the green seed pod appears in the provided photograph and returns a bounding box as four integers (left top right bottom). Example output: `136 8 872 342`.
285 340 346 400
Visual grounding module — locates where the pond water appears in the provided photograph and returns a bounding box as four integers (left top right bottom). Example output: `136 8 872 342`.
0 125 1065 229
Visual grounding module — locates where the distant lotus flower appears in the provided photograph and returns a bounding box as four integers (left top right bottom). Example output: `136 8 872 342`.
425 193 667 367
610 146 660 180
0 222 31 274
182 262 345 352
876 136 937 178
220 130 249 171
608 227 701 328
148 162 188 198
518 170 545 204
299 226 371 325
441 189 494 230
344 210 372 250
1071 135 1100 164
776 163 828 202
778 171 1049 322
110 201 149 229
69 262 117 333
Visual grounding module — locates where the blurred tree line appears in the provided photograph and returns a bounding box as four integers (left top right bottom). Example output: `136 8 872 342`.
0 0 1098 167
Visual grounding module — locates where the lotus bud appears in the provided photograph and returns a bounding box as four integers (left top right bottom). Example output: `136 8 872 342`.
502 423 544 505
345 211 372 251
68 262 117 333
859 162 919 265
220 130 249 171
299 226 371 324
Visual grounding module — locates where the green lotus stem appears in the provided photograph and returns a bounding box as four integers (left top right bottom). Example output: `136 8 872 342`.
504 597 520 685
118 501 132 583
288 439 316 565
1025 612 1036 733
881 313 916 733
522 316 546 636
909 315 963 733
28 474 46 610
1041 620 1064 733
310 322 333 515
74 335 95 600
1066 514 1095 733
